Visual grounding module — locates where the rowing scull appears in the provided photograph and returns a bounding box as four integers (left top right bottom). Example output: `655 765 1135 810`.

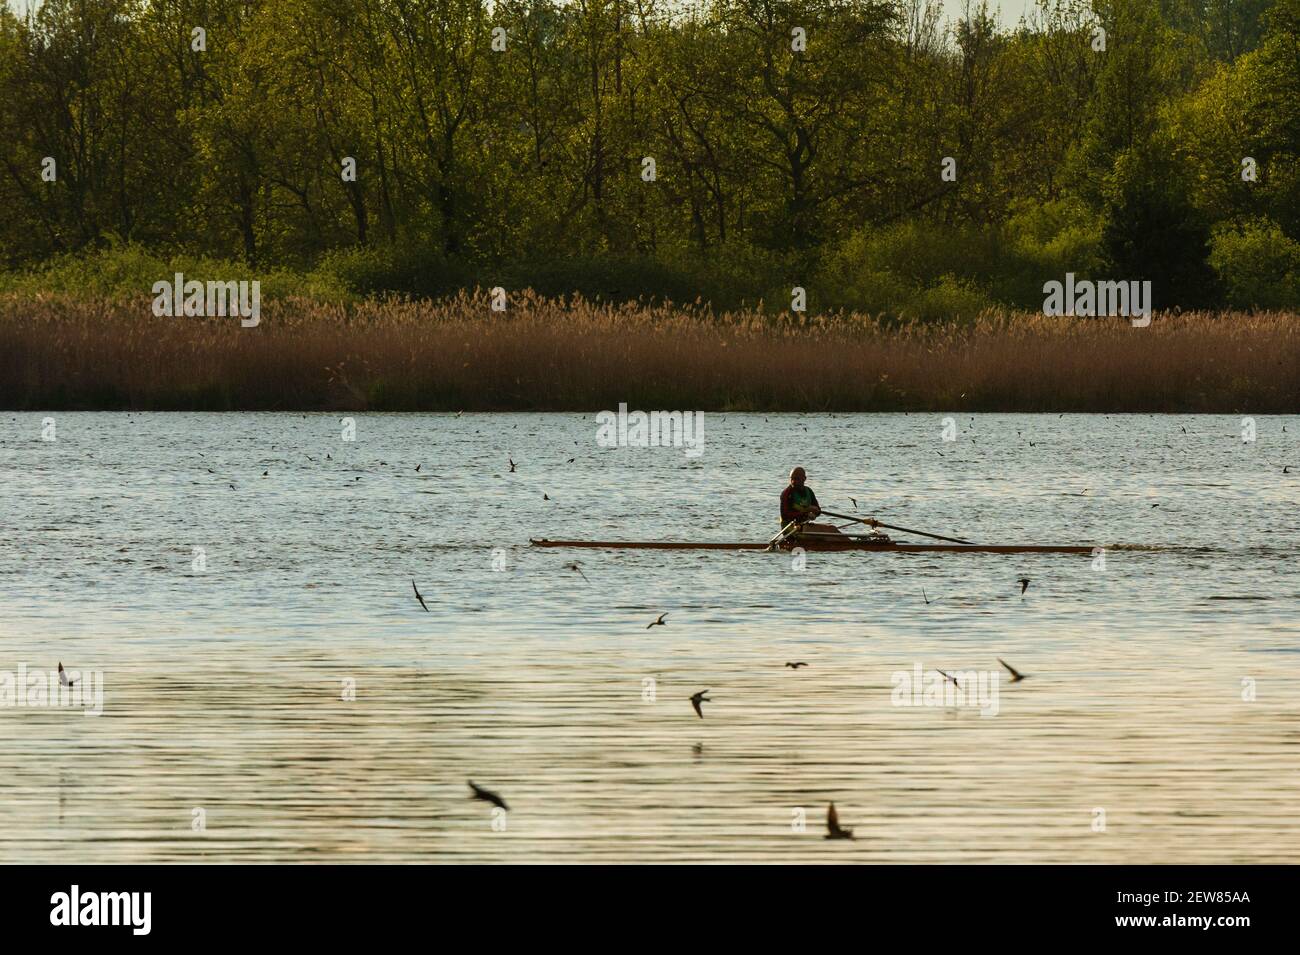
530 533 1093 555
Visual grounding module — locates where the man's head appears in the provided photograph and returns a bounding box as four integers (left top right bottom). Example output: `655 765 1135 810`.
789 467 807 487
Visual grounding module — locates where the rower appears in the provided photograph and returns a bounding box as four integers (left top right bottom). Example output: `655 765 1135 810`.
780 467 838 534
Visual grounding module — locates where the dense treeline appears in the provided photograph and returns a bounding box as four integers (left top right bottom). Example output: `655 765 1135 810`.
1 0 1299 314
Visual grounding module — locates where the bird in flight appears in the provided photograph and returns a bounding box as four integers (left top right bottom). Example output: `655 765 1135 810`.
563 561 588 582
58 663 75 688
936 669 961 689
785 661 808 669
922 587 931 605
690 690 711 718
1017 576 1030 595
825 802 854 840
997 658 1027 683
467 780 508 811
411 580 430 612
508 457 517 472
646 612 668 629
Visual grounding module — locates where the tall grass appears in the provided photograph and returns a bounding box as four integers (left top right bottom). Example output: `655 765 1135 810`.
2 291 1297 411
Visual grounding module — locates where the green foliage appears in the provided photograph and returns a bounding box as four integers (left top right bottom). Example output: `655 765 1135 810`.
0 243 354 302
0 0 1298 314
1100 151 1221 308
819 199 1105 316
1209 217 1300 309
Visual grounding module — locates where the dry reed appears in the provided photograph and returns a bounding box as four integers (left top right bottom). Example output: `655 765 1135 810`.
2 291 1297 411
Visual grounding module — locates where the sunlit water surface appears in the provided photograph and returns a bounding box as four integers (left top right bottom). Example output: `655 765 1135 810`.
1 412 1298 863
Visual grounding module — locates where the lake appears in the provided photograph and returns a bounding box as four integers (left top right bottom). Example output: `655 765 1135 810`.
1 411 1297 862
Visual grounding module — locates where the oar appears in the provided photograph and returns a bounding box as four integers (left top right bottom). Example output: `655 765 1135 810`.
765 520 799 551
818 510 976 546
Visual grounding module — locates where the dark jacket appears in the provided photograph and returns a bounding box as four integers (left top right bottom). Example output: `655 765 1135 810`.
780 484 820 524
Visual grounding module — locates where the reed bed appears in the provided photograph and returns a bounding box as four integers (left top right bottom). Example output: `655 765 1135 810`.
2 291 1297 411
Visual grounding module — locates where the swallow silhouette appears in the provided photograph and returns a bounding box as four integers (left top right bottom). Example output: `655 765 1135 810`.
690 690 711 718
825 802 854 840
58 663 75 688
922 587 931 604
785 661 808 669
508 457 517 472
936 669 961 689
467 780 509 811
563 561 588 582
1017 576 1030 595
997 658 1027 682
646 613 668 629
412 580 430 612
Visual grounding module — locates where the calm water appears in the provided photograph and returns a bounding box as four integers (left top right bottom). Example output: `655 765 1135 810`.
1 412 1298 863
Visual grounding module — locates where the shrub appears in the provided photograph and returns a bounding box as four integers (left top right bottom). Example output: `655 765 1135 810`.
1208 218 1300 309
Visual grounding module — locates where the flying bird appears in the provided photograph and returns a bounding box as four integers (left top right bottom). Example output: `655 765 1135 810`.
508 457 517 472
922 587 931 605
411 580 430 612
467 780 509 811
785 661 808 669
690 690 711 718
825 802 854 840
1017 576 1030 595
997 658 1027 682
58 663 74 688
563 561 588 582
936 668 961 689
415 464 421 472
850 497 859 510
646 613 668 629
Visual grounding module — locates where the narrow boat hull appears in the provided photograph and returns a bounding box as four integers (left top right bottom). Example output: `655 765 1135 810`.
529 537 1094 554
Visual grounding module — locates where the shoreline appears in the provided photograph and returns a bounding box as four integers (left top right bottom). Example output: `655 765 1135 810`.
3 293 1298 413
